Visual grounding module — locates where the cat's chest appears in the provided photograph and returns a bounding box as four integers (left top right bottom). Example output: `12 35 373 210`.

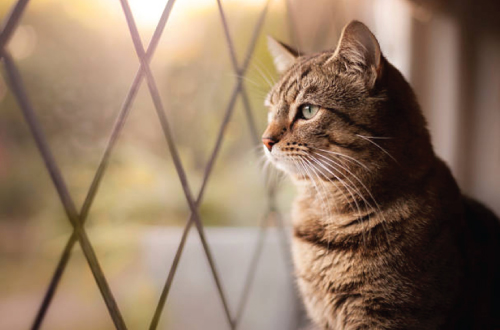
292 237 370 329
291 236 366 291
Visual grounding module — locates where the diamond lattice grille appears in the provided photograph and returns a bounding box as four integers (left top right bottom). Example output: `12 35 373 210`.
0 0 294 329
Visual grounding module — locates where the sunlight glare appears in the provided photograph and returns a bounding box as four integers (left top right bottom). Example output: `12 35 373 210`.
127 0 268 29
127 0 167 29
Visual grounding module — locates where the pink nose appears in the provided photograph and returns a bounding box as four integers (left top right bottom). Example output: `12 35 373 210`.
262 137 277 151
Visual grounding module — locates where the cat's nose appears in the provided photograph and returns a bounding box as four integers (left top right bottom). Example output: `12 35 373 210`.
262 137 277 151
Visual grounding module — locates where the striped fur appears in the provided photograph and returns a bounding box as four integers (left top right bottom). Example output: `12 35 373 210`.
263 21 500 329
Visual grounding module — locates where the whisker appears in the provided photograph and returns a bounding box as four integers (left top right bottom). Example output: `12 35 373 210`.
297 158 331 222
251 57 277 86
301 156 344 260
301 157 337 220
229 73 268 91
306 155 367 247
306 155 356 214
357 135 394 140
308 146 370 172
314 152 391 244
314 152 378 211
259 152 288 190
250 61 275 89
356 134 398 164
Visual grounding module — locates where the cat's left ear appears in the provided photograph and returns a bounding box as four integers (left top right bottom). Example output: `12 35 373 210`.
267 36 300 74
334 21 382 87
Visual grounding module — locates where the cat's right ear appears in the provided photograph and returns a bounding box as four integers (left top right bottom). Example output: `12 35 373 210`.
334 21 382 87
267 36 299 74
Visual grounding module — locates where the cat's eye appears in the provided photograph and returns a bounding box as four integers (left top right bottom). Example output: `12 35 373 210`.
300 104 320 120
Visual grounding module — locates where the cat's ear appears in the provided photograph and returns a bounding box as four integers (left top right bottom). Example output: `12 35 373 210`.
334 21 382 87
267 36 299 74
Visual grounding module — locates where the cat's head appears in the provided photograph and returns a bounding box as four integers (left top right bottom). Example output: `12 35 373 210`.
262 21 433 186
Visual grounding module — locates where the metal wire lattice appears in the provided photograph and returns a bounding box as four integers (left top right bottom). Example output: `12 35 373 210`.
0 0 293 329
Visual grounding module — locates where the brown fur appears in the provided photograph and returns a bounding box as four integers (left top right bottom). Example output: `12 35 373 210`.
263 21 500 329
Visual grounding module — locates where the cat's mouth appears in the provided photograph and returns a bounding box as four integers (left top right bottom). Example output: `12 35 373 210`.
264 144 311 176
265 143 359 183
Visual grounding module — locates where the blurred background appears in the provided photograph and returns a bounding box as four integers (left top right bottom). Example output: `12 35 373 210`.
0 0 499 329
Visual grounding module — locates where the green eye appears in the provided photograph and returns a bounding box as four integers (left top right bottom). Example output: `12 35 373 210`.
300 104 320 120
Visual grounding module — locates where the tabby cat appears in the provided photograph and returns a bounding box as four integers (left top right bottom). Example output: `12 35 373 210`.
262 21 500 329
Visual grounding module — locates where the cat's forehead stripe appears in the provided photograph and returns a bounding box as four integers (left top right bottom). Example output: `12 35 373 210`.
284 80 299 102
278 68 297 94
303 85 318 96
299 67 312 80
278 56 317 95
278 66 315 105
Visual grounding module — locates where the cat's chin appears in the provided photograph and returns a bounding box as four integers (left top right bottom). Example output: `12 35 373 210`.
273 161 298 176
264 148 304 177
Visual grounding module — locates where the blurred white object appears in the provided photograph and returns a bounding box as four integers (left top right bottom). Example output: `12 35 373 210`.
142 227 303 330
